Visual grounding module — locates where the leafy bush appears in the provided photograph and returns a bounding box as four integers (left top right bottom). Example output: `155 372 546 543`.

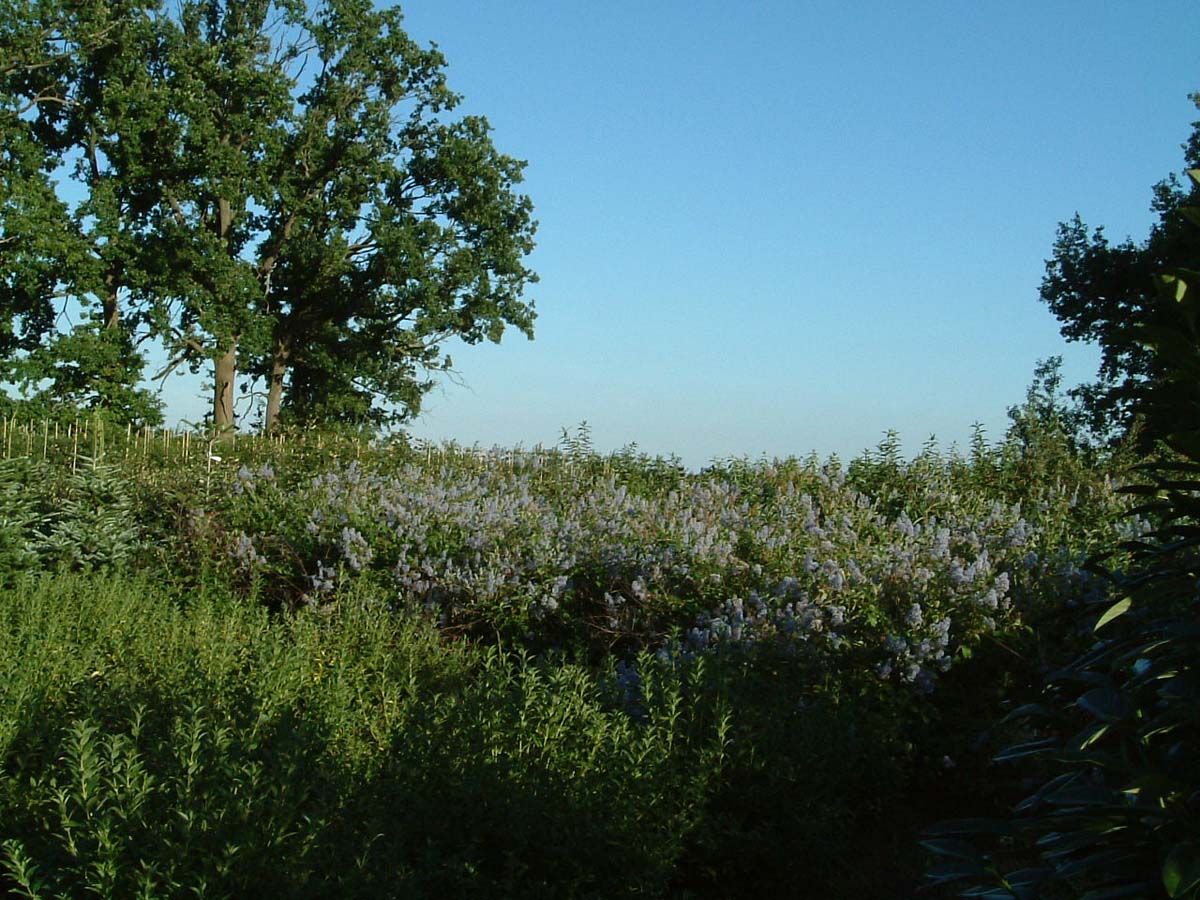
923 173 1200 900
0 457 141 580
0 574 731 898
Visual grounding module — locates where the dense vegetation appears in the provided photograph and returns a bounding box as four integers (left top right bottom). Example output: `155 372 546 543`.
0 401 1143 898
4 4 1199 897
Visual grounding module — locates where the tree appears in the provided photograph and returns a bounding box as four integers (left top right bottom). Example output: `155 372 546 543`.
2 0 537 433
0 1 164 425
1040 92 1200 443
240 0 537 431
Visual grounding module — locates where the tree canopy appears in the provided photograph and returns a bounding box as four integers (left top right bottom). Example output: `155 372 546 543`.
1040 92 1200 442
0 0 537 431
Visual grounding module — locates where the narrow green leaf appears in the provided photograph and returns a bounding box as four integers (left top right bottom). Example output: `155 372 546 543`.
1164 843 1200 898
1095 597 1133 632
924 818 1015 837
1000 702 1054 724
927 859 990 881
1076 687 1133 723
920 837 986 861
1067 721 1110 751
993 738 1058 763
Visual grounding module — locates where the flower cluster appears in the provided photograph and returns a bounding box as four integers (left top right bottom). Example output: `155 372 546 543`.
218 447 1124 689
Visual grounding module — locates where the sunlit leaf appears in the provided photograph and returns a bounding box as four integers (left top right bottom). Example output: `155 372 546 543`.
1095 597 1132 632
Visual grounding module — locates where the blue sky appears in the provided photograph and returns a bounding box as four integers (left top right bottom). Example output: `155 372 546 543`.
172 2 1200 468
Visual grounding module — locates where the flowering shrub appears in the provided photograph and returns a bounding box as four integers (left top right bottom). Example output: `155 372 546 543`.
216 444 1128 689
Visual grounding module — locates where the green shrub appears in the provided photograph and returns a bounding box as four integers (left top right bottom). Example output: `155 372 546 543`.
0 574 731 898
923 174 1200 900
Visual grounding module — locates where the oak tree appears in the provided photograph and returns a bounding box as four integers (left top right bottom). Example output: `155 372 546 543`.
2 0 537 432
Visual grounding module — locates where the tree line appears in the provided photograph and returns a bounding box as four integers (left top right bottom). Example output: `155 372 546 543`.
1 0 537 432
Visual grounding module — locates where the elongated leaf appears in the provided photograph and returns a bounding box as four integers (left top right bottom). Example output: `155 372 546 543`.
1003 866 1054 887
1076 687 1133 723
1037 828 1107 857
924 818 1015 837
959 888 1018 900
927 859 990 882
1056 848 1141 880
1045 781 1120 807
1000 702 1054 724
993 738 1058 763
1095 597 1133 632
1068 721 1111 751
920 838 986 861
1164 843 1200 898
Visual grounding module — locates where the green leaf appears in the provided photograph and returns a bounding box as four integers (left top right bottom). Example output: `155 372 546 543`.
923 818 1015 837
1044 780 1119 807
1164 843 1200 897
1000 702 1054 724
1076 687 1133 723
959 888 1019 900
1057 849 1141 880
1095 597 1133 632
927 859 990 882
1067 720 1110 751
1156 273 1190 304
993 738 1059 762
920 838 986 861
1038 828 1108 857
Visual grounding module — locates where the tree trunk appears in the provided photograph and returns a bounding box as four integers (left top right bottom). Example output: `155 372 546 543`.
264 336 290 433
213 340 237 435
102 272 119 331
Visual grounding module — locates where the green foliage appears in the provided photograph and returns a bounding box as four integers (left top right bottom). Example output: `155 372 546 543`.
0 396 1140 897
1039 93 1200 442
0 574 730 898
1 0 538 433
923 174 1200 900
0 0 169 428
0 459 42 577
0 456 140 580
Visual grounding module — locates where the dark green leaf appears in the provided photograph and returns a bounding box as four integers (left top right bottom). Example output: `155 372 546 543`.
923 818 1015 837
993 739 1058 763
1164 843 1200 898
1077 687 1134 723
920 838 986 861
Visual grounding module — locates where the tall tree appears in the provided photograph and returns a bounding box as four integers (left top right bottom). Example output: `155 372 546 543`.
253 4 536 429
247 0 536 431
5 0 536 432
1 1 164 424
143 0 304 432
1040 93 1200 441
148 0 537 432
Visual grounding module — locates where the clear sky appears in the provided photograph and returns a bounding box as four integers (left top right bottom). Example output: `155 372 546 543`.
167 2 1200 469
